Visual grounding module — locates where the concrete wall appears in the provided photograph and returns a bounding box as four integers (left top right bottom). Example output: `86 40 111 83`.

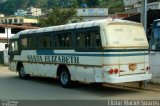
126 2 160 13
123 0 140 6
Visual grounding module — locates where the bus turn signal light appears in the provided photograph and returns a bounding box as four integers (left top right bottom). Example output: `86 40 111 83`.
146 66 150 71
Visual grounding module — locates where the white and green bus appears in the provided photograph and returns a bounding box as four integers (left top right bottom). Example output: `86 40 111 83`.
9 19 152 88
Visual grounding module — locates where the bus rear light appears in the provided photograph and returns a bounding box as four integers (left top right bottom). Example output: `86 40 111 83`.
108 69 114 74
108 69 119 74
114 69 119 74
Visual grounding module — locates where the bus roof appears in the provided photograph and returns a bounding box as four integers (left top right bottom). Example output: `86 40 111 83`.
10 19 140 39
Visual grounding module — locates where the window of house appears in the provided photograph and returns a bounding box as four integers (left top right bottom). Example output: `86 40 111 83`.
14 19 18 24
9 19 12 24
20 19 23 23
11 28 24 34
0 27 5 33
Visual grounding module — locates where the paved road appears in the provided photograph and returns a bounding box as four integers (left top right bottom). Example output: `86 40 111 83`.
0 66 160 100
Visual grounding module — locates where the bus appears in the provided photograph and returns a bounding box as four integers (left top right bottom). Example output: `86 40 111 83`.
149 19 160 83
8 19 152 88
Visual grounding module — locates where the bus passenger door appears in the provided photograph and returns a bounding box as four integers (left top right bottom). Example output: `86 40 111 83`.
9 40 20 71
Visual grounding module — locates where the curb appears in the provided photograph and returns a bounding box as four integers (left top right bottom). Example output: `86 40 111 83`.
104 84 160 92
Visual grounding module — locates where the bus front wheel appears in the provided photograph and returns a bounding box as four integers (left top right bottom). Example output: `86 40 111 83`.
59 68 72 88
18 66 29 79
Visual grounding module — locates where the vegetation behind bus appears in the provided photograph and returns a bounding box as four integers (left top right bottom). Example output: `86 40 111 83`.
38 8 77 27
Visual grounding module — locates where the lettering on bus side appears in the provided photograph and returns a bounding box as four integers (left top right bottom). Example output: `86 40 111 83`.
27 55 79 64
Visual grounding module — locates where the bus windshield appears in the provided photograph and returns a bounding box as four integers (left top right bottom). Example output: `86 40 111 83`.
153 28 160 39
105 23 148 47
151 27 160 51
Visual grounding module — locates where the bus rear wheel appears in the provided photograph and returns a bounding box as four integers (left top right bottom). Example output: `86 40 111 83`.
59 68 72 88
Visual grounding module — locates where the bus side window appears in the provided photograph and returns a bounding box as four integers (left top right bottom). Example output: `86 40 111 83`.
11 40 19 52
21 37 28 49
61 35 65 47
55 32 72 49
76 29 101 49
95 34 101 47
86 29 101 48
88 29 101 48
38 35 44 48
76 32 85 48
85 33 91 47
44 34 51 48
28 36 33 49
64 32 71 48
94 31 101 47
55 34 62 47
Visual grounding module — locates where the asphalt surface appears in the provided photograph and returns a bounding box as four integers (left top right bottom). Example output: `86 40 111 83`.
0 66 160 101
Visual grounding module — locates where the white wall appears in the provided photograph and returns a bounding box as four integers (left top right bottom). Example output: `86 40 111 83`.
0 28 15 39
123 0 140 6
77 8 108 17
0 43 6 51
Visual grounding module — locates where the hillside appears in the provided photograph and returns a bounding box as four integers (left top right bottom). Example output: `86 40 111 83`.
0 0 124 16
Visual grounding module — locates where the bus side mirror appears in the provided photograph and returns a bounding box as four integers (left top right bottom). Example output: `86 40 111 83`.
5 44 8 49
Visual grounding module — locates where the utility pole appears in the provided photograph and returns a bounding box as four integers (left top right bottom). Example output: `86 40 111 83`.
141 0 147 32
140 0 148 88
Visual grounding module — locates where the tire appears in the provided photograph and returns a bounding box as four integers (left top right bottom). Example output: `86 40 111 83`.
59 68 72 88
18 66 28 79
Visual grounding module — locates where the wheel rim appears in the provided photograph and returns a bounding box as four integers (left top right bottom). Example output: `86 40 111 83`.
60 71 68 85
20 67 25 77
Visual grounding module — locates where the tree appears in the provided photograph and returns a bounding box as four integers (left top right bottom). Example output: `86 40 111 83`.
85 0 100 7
107 0 124 14
47 0 59 8
38 8 76 27
58 0 79 8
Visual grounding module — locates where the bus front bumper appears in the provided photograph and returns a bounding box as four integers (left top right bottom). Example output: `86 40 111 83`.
103 74 152 84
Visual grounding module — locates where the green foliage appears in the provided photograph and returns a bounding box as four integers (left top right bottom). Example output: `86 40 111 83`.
107 0 124 14
38 8 76 27
0 0 125 15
